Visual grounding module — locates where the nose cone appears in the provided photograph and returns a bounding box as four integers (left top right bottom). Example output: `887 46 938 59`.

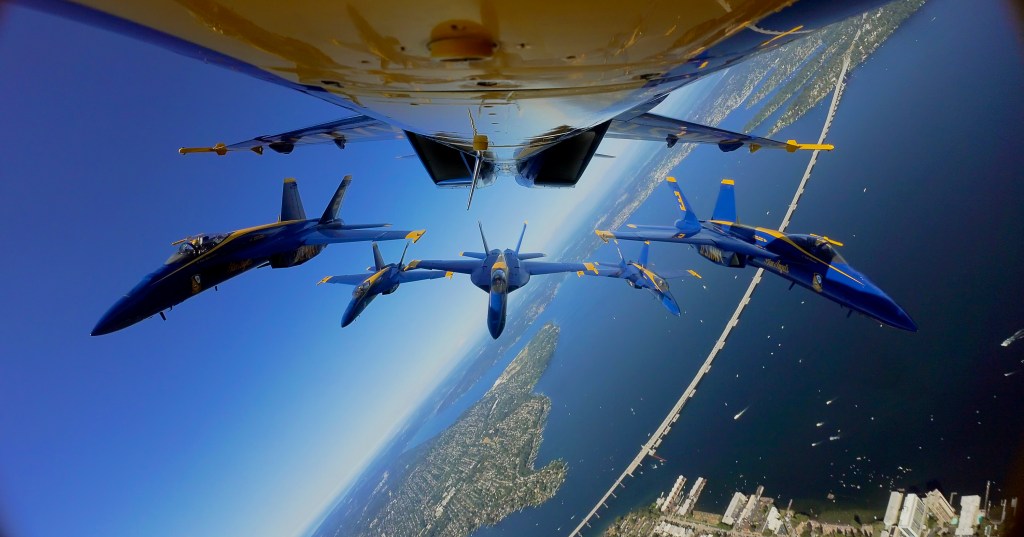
829 267 917 332
91 296 138 336
866 292 918 332
487 290 507 339
341 300 364 328
660 293 681 316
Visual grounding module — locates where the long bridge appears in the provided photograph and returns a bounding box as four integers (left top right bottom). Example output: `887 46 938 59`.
567 54 852 537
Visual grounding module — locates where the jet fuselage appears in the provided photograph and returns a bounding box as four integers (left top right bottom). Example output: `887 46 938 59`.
698 221 917 331
92 220 326 335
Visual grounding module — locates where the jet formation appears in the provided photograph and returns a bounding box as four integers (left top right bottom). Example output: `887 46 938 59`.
49 0 919 335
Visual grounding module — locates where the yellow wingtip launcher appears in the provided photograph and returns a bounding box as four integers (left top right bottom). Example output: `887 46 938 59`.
785 140 834 152
178 142 228 156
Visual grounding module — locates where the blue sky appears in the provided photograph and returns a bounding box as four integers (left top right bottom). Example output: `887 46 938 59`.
0 6 694 537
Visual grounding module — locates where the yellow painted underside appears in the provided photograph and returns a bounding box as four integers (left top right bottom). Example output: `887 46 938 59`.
73 0 795 102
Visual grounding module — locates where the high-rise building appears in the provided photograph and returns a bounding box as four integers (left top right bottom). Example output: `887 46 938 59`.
661 476 687 513
956 496 982 536
924 490 956 525
897 494 927 537
885 492 905 527
722 492 747 526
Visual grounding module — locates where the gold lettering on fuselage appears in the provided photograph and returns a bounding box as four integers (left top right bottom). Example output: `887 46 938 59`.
762 259 789 274
227 259 254 274
699 244 723 263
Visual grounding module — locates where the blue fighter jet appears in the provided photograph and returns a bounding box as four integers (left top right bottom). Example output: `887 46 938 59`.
596 177 917 331
406 222 597 339
588 241 696 316
92 176 425 335
317 242 452 327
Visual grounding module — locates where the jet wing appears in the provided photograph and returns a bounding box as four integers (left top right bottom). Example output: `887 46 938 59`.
596 226 693 243
405 259 481 275
649 268 701 280
398 270 452 283
584 263 625 278
597 229 779 260
317 273 374 285
607 113 831 153
522 261 599 276
180 115 405 156
305 228 425 245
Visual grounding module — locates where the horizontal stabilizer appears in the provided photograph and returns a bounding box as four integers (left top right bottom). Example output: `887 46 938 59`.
318 273 374 286
596 226 682 243
712 179 737 223
280 178 306 221
654 268 703 280
460 251 488 259
517 253 546 260
398 270 452 283
306 229 425 245
327 223 392 230
405 259 481 274
523 261 597 276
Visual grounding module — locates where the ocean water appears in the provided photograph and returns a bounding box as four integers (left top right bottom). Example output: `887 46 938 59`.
471 1 1024 535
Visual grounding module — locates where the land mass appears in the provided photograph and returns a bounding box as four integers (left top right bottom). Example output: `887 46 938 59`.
316 323 566 537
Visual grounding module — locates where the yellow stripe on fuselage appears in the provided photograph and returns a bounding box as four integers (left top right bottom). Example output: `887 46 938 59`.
159 219 301 284
707 220 862 285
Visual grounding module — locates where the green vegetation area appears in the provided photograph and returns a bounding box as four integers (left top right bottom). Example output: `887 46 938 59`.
341 323 566 537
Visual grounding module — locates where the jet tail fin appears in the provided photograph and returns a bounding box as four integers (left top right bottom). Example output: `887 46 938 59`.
320 175 352 224
478 221 490 252
280 178 307 221
639 241 650 267
666 177 701 235
515 221 528 254
712 179 737 223
372 243 385 271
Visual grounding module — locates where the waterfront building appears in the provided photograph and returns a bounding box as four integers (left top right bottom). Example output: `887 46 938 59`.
925 489 956 525
722 492 747 526
897 494 927 537
885 491 905 527
956 496 981 536
764 506 783 533
662 476 687 513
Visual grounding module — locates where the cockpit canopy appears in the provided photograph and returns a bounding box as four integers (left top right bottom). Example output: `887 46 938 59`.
491 269 508 293
165 233 230 264
789 234 847 264
353 281 371 298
